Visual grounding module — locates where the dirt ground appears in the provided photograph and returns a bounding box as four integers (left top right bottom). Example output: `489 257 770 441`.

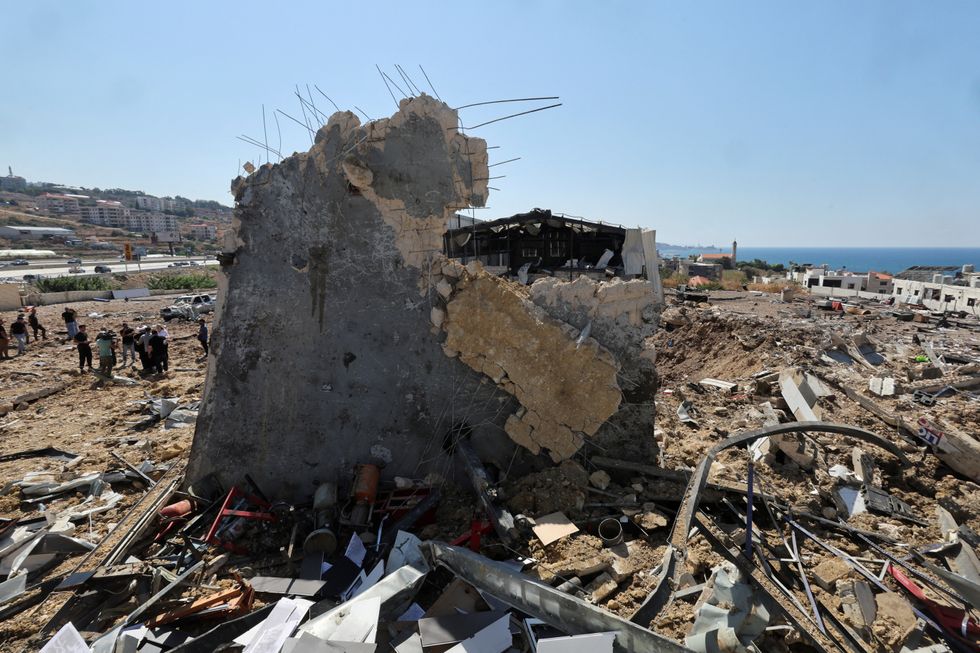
1 289 978 652
0 296 208 650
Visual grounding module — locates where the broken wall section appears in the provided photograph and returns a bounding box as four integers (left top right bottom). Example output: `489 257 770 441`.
530 276 661 460
439 265 624 461
188 95 512 496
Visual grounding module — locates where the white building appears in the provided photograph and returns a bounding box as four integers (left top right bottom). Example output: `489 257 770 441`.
188 223 217 240
892 266 980 312
128 212 179 234
792 267 894 295
80 200 131 228
136 195 187 213
37 193 86 217
0 225 75 240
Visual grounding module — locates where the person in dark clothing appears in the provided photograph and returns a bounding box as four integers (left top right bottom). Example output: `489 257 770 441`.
134 326 148 370
139 326 153 372
10 315 28 355
62 307 78 340
120 323 136 367
0 319 9 360
148 328 167 374
74 324 93 372
197 318 209 355
28 308 46 340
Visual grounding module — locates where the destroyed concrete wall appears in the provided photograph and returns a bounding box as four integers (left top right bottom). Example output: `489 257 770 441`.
530 276 660 460
188 96 519 496
440 269 623 461
188 94 661 496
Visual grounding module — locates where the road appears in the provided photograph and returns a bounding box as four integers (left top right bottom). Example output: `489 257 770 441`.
0 256 218 282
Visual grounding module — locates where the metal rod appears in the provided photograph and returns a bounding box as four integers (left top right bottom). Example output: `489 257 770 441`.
744 461 754 560
459 103 562 130
111 451 156 487
488 157 521 168
791 529 826 633
261 105 269 166
455 96 560 110
394 64 419 96
419 65 442 101
353 106 372 122
276 109 315 136
314 85 340 113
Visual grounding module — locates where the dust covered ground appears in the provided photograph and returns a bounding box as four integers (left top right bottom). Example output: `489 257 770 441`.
1 289 978 652
0 296 207 649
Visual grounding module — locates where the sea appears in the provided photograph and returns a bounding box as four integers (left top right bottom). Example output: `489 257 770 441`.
658 247 980 275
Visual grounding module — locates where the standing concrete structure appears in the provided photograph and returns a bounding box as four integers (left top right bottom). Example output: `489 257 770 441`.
188 95 660 498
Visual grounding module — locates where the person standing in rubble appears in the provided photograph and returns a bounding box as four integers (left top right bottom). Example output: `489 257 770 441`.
120 322 136 367
74 324 93 372
95 329 116 376
9 314 28 355
147 327 167 374
28 308 46 340
62 306 78 340
0 318 10 361
197 318 209 355
155 324 170 372
138 326 153 372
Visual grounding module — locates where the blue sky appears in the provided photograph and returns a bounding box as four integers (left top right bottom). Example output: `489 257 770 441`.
2 1 979 246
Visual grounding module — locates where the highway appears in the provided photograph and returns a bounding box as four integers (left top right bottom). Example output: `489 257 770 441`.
0 256 218 282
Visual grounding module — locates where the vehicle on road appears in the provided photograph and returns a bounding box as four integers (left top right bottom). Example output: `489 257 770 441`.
23 274 37 281
160 294 216 321
11 259 29 266
67 258 82 264
68 266 85 274
94 265 112 273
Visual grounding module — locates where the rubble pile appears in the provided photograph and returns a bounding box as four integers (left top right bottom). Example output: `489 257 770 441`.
3 96 979 652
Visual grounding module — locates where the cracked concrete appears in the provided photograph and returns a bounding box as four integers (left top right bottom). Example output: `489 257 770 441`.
188 94 660 494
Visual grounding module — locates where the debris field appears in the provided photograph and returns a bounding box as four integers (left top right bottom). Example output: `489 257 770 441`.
1 94 978 653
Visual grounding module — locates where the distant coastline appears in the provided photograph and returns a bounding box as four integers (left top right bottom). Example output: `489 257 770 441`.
657 247 980 275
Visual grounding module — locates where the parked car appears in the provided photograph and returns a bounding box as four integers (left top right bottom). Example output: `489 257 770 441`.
94 265 112 273
11 259 29 266
67 257 82 264
160 294 215 321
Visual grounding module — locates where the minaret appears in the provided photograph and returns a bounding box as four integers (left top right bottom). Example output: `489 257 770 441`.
732 240 737 266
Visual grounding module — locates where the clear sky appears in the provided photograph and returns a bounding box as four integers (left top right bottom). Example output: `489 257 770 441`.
2 1 979 246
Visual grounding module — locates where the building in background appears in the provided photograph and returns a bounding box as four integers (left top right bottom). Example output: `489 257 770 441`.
136 195 188 213
37 193 86 217
188 223 217 240
0 167 27 192
0 225 75 241
80 200 131 228
892 265 980 312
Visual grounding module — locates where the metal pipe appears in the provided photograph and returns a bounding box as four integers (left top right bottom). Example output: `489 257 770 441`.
598 518 624 547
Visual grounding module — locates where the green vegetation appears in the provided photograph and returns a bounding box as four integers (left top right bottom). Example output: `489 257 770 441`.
147 273 217 290
35 276 114 292
737 258 785 273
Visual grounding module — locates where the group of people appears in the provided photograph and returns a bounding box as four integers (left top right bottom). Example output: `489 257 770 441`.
1 305 211 375
74 322 173 375
0 308 47 359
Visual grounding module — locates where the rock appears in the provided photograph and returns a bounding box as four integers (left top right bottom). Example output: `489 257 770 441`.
635 511 668 530
589 470 611 490
872 592 916 651
812 556 851 592
435 278 454 300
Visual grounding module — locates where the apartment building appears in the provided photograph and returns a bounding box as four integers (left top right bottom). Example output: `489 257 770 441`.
188 223 217 240
37 193 85 217
80 200 131 228
136 195 187 213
